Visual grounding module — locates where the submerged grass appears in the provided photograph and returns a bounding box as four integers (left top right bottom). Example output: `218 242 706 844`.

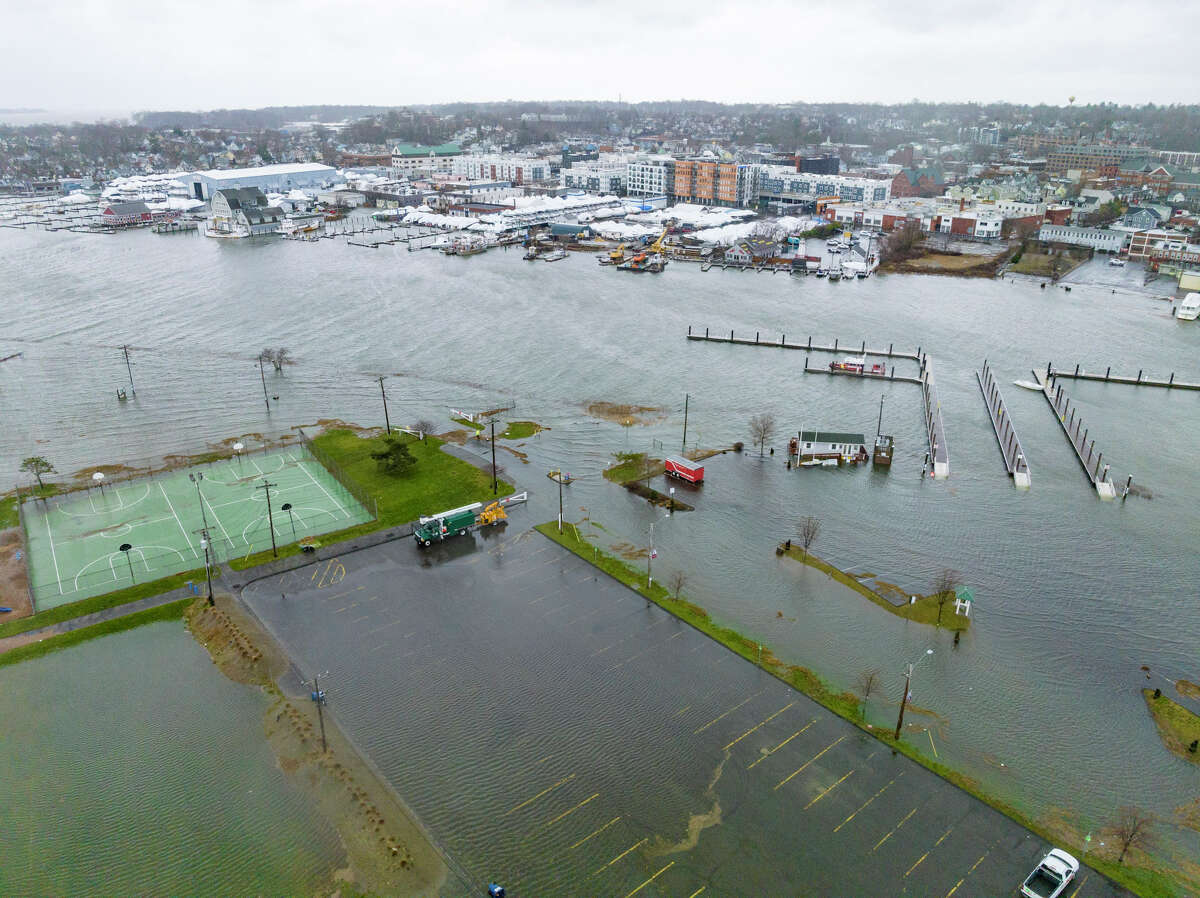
1143 688 1200 764
0 598 191 669
535 520 1175 898
782 546 970 631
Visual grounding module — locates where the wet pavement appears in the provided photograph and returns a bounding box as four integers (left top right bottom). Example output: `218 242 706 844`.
240 527 1130 897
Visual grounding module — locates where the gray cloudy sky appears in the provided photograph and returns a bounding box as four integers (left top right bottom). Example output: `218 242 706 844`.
4 0 1198 113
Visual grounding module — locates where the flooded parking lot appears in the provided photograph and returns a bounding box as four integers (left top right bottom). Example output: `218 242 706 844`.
242 529 1129 897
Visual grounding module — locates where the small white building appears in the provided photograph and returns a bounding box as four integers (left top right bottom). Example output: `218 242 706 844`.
207 187 284 237
561 162 626 195
1037 225 1126 253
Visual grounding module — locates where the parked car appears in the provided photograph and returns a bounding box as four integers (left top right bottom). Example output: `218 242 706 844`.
1020 848 1079 898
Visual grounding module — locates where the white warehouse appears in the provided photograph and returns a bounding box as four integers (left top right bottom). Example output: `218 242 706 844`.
185 162 337 201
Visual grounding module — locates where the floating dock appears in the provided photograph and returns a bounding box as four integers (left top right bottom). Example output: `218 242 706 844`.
686 327 920 361
977 361 1030 488
802 356 922 385
1033 370 1120 499
1045 363 1200 392
920 357 950 478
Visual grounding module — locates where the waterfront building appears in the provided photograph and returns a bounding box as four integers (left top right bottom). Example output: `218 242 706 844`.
757 166 891 209
1037 224 1126 253
207 187 284 237
672 159 757 208
626 156 676 198
390 143 462 176
452 154 553 185
561 162 626 195
100 201 153 227
186 163 335 202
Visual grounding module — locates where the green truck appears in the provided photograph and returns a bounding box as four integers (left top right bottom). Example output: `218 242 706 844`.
413 503 482 547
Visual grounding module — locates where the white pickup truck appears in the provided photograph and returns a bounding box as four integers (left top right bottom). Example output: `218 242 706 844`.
1020 848 1080 898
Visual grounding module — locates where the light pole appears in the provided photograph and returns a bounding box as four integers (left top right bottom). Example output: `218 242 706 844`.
199 533 214 605
557 472 564 533
894 649 934 741
189 472 208 532
311 674 328 753
281 502 297 539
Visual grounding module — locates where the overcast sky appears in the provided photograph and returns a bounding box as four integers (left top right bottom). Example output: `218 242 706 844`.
4 0 1199 115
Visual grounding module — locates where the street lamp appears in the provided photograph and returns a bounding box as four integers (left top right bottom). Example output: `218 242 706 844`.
119 542 135 583
894 649 934 741
199 535 214 606
189 472 209 532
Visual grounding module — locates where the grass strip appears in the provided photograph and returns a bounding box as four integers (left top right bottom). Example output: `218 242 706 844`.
0 495 18 529
451 417 484 432
782 546 969 631
230 428 511 570
499 421 543 440
1143 688 1200 764
535 520 1177 898
0 598 191 669
0 568 204 639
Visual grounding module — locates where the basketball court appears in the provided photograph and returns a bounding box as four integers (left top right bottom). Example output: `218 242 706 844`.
22 445 372 609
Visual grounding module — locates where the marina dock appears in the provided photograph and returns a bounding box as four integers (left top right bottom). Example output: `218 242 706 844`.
686 327 920 361
977 361 1030 488
1046 363 1200 392
802 355 922 384
1032 370 1121 499
920 357 950 478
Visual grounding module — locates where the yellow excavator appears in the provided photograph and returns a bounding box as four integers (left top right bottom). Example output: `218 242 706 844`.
608 243 626 263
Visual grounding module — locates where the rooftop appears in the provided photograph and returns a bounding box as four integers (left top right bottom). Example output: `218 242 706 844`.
196 162 335 181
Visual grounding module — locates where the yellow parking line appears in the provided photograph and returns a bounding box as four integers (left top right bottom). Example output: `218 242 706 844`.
591 837 647 875
1067 874 1089 898
687 888 706 898
694 690 765 734
675 705 692 717
540 793 599 829
567 816 620 851
934 826 953 847
872 806 917 851
833 773 902 832
535 754 553 765
623 861 674 897
945 849 990 896
927 729 938 758
905 850 930 877
748 720 816 769
804 769 855 809
723 701 797 751
774 735 846 790
503 774 576 817
350 615 369 624
334 606 348 613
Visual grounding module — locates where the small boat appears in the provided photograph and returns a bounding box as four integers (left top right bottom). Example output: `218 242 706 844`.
1176 293 1200 321
798 459 822 467
523 248 540 261
541 248 569 262
828 270 841 281
815 269 828 278
547 469 573 484
1013 380 1044 391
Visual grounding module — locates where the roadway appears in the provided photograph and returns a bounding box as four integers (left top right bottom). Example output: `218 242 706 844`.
240 526 1129 897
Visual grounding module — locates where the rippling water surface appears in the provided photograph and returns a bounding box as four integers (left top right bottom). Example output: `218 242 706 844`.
2 225 1198 862
0 621 344 895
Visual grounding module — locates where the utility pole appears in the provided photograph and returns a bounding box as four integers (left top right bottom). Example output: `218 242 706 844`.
189 472 208 532
894 649 933 740
257 479 279 557
312 675 328 753
257 356 270 412
557 472 564 533
377 376 391 434
646 521 655 587
122 344 136 396
195 527 214 605
877 394 885 438
490 419 498 495
681 393 689 453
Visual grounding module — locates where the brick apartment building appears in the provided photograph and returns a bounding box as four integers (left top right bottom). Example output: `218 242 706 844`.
892 166 944 198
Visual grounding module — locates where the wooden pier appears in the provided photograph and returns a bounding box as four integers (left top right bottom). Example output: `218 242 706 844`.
1033 370 1121 499
686 327 920 361
977 361 1031 488
152 220 199 234
1045 362 1200 392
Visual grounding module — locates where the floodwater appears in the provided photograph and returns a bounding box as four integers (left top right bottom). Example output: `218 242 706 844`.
2 225 1199 864
0 620 345 895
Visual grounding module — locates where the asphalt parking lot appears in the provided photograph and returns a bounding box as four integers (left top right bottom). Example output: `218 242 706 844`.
241 527 1129 897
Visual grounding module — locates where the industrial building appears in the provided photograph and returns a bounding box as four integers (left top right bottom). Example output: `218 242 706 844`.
185 163 336 201
1037 224 1126 253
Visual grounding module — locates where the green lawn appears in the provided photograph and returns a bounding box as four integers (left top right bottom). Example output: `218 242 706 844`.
1144 689 1200 764
230 429 511 570
782 547 970 631
0 598 192 669
451 417 484 432
1009 250 1087 278
602 451 664 484
0 495 18 529
499 421 544 440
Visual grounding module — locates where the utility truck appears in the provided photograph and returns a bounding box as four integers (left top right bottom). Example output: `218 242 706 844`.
413 494 528 548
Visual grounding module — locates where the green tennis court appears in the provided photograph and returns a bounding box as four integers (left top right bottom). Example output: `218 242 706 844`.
22 445 373 608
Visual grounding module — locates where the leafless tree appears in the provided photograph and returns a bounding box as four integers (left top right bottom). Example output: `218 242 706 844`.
933 568 963 625
668 570 688 599
414 419 437 445
855 668 881 716
1107 806 1155 864
259 347 290 372
748 413 776 457
881 220 923 262
798 515 820 559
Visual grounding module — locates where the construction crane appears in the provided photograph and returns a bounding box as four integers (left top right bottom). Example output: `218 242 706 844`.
647 227 669 254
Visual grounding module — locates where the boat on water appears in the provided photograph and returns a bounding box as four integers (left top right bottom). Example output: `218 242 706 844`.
1177 293 1200 320
523 248 541 260
828 270 841 281
541 248 569 262
1013 379 1044 391
617 251 667 272
815 268 828 278
442 234 488 256
280 211 324 236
